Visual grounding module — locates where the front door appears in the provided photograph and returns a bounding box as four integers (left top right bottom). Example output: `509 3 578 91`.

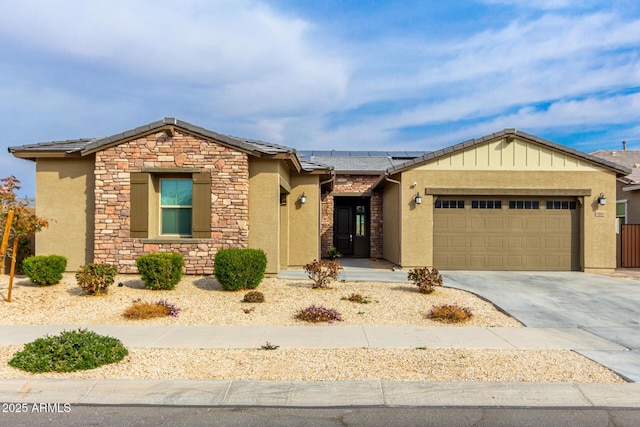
334 205 354 255
333 197 370 258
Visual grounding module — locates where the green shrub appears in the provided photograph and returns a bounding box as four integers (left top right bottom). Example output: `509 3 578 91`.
341 293 371 304
136 252 184 290
8 328 128 373
214 248 267 291
22 255 67 286
408 267 443 294
75 263 118 295
304 259 342 288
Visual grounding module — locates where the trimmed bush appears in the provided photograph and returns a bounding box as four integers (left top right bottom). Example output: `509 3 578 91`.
303 259 342 289
76 263 118 295
427 304 473 323
243 290 265 303
22 255 67 286
8 328 128 373
408 267 443 294
136 253 184 290
214 248 267 291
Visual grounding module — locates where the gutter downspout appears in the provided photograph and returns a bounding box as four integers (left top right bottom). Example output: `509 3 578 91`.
383 175 402 267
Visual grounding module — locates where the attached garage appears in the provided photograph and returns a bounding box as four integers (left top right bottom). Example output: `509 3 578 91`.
432 196 580 270
379 129 631 273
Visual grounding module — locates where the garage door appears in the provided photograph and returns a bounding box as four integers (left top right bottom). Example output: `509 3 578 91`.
433 197 580 271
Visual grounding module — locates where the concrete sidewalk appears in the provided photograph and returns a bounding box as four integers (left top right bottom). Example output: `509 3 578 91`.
2 379 640 408
0 325 625 351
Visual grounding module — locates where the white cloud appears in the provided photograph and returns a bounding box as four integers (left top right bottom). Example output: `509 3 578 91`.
1 0 349 116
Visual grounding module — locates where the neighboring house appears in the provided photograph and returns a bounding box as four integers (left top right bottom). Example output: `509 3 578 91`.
9 118 630 274
591 147 640 267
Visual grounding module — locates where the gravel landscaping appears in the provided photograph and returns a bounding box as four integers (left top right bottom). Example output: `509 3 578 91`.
0 272 624 383
0 273 521 327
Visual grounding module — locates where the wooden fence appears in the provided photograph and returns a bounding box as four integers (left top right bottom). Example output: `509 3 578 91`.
622 224 640 268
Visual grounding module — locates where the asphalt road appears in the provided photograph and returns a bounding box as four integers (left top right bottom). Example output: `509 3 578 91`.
2 406 640 427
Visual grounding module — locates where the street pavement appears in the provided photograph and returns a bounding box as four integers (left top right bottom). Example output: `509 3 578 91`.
1 263 640 408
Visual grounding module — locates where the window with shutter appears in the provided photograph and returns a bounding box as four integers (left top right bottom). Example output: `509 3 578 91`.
129 171 211 239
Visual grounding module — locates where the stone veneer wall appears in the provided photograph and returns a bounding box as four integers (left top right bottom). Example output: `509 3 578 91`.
93 130 249 274
321 174 383 259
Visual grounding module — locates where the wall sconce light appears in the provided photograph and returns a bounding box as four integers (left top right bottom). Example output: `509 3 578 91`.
414 192 422 205
300 192 307 204
597 193 606 206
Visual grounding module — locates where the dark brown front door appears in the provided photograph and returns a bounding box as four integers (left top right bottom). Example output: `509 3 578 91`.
335 205 354 255
334 197 370 258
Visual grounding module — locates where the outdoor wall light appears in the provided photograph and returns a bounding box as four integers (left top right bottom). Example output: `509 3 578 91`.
300 192 307 204
414 192 422 205
597 193 606 206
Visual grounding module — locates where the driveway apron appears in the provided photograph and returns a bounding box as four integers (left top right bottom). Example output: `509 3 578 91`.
443 271 640 382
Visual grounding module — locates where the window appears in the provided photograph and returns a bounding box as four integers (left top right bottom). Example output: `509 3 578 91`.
130 172 211 239
509 200 540 210
546 201 577 210
356 212 366 236
160 179 193 236
471 200 502 209
434 200 464 209
616 200 627 234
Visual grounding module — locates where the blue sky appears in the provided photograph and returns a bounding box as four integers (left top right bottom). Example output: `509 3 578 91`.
1 0 639 197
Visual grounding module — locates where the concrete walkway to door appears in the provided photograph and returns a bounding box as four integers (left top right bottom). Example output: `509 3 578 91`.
442 271 640 383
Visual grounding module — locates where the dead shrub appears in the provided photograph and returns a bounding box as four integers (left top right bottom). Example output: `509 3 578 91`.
123 300 170 320
426 304 473 323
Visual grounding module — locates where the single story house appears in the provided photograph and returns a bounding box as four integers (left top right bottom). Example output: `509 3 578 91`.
9 118 630 275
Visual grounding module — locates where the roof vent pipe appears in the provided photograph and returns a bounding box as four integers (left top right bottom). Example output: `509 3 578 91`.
623 140 627 151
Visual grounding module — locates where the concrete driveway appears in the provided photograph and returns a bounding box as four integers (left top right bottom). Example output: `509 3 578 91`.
443 271 640 382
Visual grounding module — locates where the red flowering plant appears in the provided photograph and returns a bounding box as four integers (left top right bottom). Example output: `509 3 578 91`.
0 176 49 262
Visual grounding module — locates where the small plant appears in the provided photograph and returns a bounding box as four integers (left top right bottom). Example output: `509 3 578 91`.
295 304 342 323
427 304 473 323
8 328 128 373
242 307 255 314
261 341 279 350
327 247 342 260
243 290 265 303
22 255 67 286
341 293 371 304
408 267 443 294
303 259 342 289
136 252 184 290
214 248 267 291
123 299 181 319
75 263 118 295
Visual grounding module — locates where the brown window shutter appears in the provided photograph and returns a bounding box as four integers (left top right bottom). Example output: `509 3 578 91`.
130 172 149 238
192 172 212 238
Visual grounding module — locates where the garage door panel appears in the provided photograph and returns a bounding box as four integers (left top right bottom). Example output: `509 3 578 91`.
451 218 466 228
451 236 466 247
434 197 579 271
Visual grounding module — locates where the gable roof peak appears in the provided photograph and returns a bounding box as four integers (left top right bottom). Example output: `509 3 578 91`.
386 128 631 176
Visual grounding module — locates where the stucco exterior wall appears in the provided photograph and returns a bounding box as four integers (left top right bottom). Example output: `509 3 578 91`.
35 157 95 271
396 168 617 272
382 181 400 265
93 129 249 274
288 174 321 267
249 159 281 274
